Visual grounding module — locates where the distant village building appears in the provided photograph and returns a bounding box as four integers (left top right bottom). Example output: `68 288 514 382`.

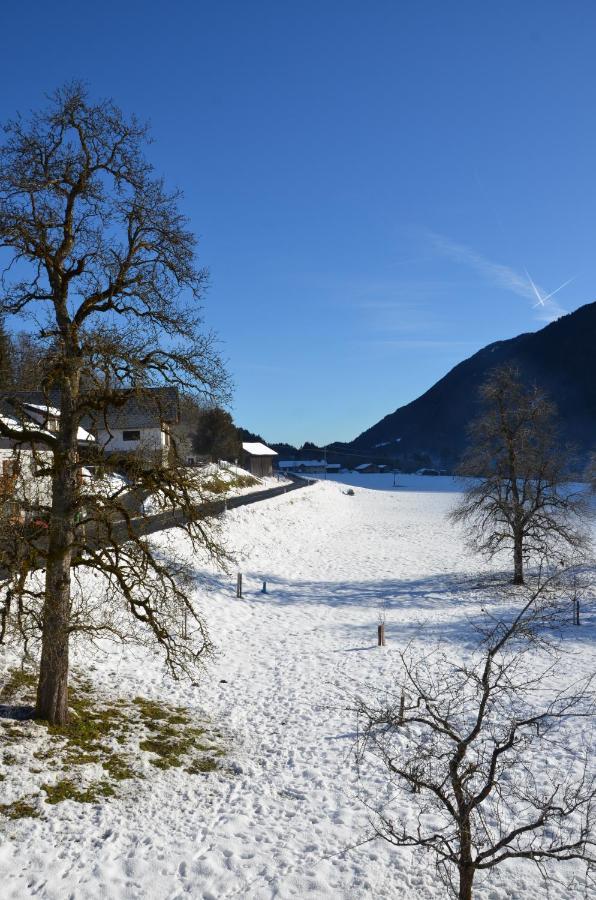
277 459 327 475
354 462 379 474
241 442 278 478
325 463 341 473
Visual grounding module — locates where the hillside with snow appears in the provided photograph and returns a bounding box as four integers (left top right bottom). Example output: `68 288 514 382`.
1 478 595 899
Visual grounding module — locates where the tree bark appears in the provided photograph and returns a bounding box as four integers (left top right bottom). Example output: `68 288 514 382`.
36 547 71 724
458 818 475 900
458 864 474 900
513 530 524 585
35 374 79 725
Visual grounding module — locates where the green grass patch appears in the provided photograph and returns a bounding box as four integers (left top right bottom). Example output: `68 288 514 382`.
0 799 40 819
0 667 227 814
40 696 129 752
185 757 219 775
101 755 136 781
42 779 116 804
0 668 36 702
133 696 185 723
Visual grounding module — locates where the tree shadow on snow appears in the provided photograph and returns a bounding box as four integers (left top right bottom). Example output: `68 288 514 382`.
231 569 513 612
0 704 35 720
222 566 596 652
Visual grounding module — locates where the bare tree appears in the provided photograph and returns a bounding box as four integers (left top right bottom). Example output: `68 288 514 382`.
351 579 596 900
0 83 230 724
450 366 589 585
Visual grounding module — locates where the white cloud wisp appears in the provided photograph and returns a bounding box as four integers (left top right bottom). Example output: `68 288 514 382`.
429 232 569 322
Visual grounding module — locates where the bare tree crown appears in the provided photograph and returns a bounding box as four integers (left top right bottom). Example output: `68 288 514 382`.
450 366 589 584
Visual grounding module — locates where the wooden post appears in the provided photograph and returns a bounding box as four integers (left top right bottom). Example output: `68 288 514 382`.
236 573 242 599
262 581 267 593
377 623 385 646
575 598 580 626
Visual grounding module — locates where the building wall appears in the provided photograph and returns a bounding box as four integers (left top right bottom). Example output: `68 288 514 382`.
243 454 273 478
0 447 53 510
96 426 168 453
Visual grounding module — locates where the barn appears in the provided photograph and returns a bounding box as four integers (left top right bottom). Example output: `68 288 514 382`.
241 442 278 478
354 462 379 474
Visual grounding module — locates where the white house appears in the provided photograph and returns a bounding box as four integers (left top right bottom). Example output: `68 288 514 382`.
93 388 179 464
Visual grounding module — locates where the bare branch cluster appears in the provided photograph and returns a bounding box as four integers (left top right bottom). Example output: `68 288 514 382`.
350 578 596 900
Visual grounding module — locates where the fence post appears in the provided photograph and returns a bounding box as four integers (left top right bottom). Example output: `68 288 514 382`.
377 623 385 646
236 573 243 599
262 581 267 594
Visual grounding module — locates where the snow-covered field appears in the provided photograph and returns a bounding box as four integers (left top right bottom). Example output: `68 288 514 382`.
1 478 595 899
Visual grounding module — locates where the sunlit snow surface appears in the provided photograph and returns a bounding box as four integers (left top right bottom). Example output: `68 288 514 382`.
1 477 595 899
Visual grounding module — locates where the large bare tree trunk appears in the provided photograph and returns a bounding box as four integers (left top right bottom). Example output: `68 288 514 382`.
458 821 475 900
35 381 78 725
458 865 474 900
513 530 524 585
36 547 71 724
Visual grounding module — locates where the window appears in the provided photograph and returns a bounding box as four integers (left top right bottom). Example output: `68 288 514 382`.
122 430 141 442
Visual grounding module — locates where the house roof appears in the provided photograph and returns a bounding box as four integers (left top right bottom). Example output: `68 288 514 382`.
95 388 179 429
242 442 278 457
1 388 179 431
0 402 95 443
355 463 375 470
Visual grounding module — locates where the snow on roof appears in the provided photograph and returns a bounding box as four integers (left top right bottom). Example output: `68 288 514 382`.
0 407 95 442
242 442 277 457
24 404 95 442
0 414 20 430
22 402 61 417
355 463 376 471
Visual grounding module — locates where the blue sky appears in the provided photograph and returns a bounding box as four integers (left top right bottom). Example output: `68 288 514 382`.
2 1 596 445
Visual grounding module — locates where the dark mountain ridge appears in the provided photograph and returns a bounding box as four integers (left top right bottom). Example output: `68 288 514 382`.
348 301 596 468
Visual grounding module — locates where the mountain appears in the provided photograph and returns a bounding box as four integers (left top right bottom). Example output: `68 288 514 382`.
348 301 596 468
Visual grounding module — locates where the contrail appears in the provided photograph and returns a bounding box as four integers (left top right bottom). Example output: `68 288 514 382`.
541 275 575 302
525 270 575 309
524 268 544 306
